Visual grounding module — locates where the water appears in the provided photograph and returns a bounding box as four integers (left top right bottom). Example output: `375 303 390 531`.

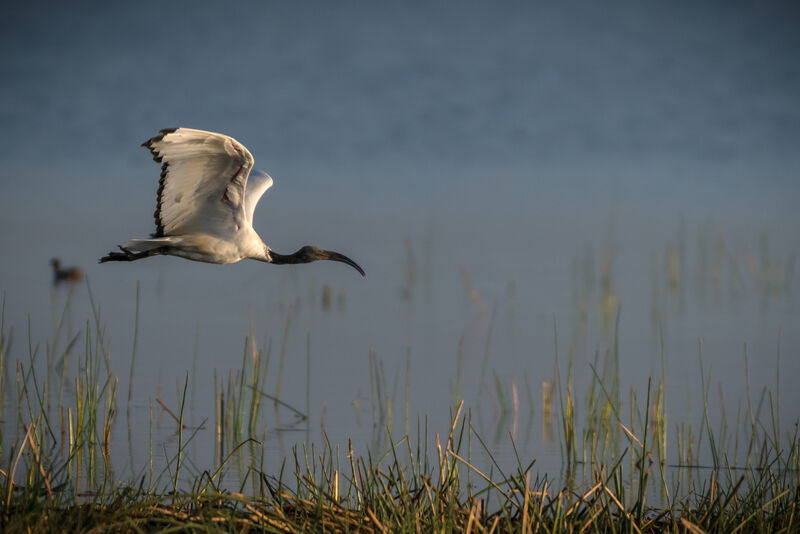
1 1 799 489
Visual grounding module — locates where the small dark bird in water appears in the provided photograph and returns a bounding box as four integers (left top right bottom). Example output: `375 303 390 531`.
51 258 83 285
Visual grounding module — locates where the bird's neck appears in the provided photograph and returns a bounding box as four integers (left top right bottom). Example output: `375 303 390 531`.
269 248 311 265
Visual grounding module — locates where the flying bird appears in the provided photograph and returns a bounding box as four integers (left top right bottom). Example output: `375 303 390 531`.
100 128 365 276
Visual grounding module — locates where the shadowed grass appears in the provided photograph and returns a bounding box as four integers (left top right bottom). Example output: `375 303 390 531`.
1 289 799 533
2 402 798 533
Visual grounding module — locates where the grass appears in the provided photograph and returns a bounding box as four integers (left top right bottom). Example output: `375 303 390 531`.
2 393 798 532
1 299 798 533
0 222 798 532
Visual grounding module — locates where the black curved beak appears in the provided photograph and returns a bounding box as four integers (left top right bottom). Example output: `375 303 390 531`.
325 250 366 277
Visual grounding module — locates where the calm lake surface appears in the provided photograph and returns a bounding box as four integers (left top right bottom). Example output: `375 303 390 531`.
1 2 799 487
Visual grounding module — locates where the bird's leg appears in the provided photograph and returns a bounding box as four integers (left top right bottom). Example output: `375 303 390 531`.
99 246 163 263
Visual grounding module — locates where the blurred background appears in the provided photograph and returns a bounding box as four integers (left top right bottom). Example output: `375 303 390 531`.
1 2 798 480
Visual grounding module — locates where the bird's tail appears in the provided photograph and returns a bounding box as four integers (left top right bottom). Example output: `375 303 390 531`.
122 237 177 252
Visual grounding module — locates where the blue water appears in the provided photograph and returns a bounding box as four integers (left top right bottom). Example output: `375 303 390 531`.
1 2 799 489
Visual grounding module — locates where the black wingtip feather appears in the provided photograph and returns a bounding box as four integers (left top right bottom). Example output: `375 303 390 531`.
142 127 178 148
141 128 178 239
152 161 168 237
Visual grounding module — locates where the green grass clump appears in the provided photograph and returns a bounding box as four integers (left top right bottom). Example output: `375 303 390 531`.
1 289 799 533
2 403 798 533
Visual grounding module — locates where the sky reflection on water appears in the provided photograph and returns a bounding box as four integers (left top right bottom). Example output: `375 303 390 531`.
1 2 798 485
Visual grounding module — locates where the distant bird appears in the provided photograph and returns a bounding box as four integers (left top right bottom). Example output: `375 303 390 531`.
51 258 83 285
100 128 365 276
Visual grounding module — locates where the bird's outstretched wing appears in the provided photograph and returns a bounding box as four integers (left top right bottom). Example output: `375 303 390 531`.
143 128 255 238
244 170 273 225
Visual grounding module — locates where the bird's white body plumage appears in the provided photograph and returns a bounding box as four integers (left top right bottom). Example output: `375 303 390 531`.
124 128 273 264
101 127 365 276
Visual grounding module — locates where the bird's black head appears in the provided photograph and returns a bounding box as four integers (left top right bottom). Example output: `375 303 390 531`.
270 246 365 276
296 246 320 261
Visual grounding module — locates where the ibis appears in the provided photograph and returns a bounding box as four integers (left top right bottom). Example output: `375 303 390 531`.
100 128 365 276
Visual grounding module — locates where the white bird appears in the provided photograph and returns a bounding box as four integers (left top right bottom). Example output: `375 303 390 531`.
100 128 365 276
